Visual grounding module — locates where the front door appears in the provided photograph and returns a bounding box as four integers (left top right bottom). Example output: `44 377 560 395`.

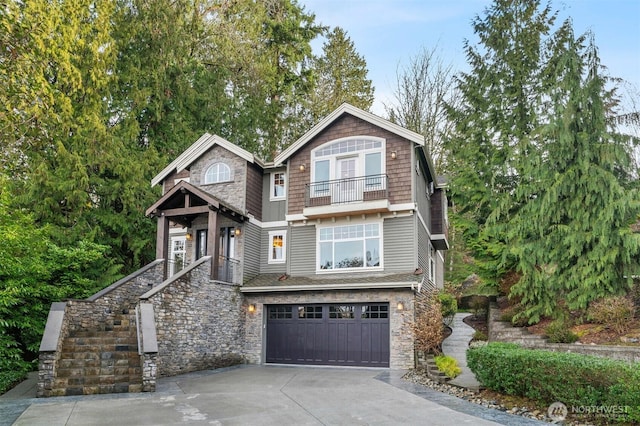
169 235 186 276
218 227 235 282
335 157 358 203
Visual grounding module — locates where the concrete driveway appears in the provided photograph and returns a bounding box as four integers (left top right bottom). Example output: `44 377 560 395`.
6 365 545 425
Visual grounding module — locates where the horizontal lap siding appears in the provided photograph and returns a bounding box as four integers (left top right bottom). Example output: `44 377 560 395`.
289 225 316 275
243 221 261 282
383 216 416 272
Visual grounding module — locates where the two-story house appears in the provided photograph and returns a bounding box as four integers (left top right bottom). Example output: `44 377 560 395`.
146 103 448 369
38 103 448 396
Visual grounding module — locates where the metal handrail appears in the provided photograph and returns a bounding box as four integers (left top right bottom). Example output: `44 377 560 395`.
305 174 388 207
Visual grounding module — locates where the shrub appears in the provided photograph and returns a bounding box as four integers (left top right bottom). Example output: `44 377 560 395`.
473 330 488 341
438 292 458 318
500 304 528 327
434 355 461 379
467 342 640 418
414 292 444 355
469 295 488 318
587 296 635 334
545 319 579 343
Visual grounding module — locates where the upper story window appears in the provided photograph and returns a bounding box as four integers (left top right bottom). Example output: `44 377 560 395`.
270 172 286 201
204 162 231 184
311 137 385 186
317 222 382 272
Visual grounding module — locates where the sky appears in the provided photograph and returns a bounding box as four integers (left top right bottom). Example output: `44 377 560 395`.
300 0 640 115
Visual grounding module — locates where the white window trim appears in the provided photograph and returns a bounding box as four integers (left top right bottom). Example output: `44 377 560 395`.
268 230 287 264
429 244 436 283
315 219 384 273
269 171 286 201
310 136 386 186
204 162 232 184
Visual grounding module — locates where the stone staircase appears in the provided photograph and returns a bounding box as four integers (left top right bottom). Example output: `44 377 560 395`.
488 304 546 345
52 310 141 396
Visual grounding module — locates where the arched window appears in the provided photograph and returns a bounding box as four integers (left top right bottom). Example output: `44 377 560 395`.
204 163 231 184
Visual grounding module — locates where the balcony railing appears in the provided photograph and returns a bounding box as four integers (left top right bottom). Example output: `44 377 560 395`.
305 174 388 207
217 256 241 284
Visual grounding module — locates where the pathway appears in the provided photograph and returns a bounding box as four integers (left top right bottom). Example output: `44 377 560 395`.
442 312 483 391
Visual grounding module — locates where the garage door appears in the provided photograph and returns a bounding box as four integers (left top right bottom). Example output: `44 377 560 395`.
266 303 390 367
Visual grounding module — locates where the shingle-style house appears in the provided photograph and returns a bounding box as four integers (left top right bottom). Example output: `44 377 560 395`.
38 104 448 396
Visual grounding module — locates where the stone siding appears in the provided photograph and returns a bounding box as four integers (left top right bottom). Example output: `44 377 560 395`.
243 288 415 369
189 145 247 213
141 259 245 377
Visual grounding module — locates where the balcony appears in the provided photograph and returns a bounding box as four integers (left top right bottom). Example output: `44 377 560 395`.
303 174 390 218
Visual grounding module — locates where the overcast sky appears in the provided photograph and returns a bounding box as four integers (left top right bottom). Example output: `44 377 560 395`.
301 0 640 115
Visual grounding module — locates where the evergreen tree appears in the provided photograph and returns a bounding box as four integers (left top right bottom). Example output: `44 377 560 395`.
309 27 374 120
444 0 559 283
507 30 640 321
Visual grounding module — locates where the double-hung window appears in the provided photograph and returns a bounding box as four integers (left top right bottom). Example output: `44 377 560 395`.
318 222 382 271
268 230 287 264
270 172 286 201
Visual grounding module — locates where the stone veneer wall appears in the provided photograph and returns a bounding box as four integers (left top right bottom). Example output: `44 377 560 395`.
243 288 415 369
189 145 247 213
63 260 165 333
38 261 165 396
141 258 245 377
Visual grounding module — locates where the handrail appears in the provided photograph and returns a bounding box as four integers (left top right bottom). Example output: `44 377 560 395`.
305 174 388 207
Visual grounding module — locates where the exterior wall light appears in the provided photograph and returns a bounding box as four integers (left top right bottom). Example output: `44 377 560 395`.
185 232 193 241
397 301 404 311
234 228 241 236
248 303 256 313
299 164 306 172
391 151 397 160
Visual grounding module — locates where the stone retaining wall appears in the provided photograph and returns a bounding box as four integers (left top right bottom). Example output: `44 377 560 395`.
488 305 640 363
141 257 244 377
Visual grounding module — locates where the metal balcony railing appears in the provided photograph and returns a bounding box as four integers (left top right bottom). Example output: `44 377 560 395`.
305 174 388 207
217 256 241 284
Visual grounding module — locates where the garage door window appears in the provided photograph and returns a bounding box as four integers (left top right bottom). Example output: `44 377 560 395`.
268 306 292 319
298 305 323 319
329 305 355 319
361 304 388 319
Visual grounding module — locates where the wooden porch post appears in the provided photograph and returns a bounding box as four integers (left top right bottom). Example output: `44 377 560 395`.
156 214 170 279
207 208 220 280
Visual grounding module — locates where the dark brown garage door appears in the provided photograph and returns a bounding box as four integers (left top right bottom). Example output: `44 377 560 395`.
266 303 390 367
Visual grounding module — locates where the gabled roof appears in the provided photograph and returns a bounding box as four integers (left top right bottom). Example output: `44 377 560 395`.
145 180 247 222
273 103 425 166
151 133 257 187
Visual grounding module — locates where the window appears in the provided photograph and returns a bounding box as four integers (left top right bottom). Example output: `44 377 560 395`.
270 172 286 201
204 163 231 184
311 137 386 198
329 305 355 319
318 223 381 271
361 304 389 319
268 230 287 264
298 305 322 319
268 306 292 319
429 244 436 283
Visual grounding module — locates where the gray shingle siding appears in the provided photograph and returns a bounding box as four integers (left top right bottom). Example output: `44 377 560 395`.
261 173 286 222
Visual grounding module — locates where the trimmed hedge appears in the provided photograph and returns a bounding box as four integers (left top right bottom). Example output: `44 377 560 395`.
467 343 640 422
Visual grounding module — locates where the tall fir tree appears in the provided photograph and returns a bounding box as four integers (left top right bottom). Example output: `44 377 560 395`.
309 27 374 121
506 29 640 321
444 0 559 282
